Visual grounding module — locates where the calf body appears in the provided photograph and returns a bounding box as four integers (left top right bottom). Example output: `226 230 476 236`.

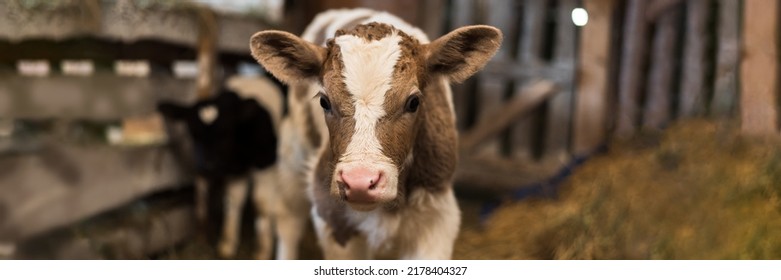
159 78 305 259
250 9 502 259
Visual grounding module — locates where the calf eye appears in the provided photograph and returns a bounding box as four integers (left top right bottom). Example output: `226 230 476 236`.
319 95 332 112
405 95 420 113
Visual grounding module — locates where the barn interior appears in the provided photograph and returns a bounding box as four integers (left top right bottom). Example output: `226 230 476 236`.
2 0 781 260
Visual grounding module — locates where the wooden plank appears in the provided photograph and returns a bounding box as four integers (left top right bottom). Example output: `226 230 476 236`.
645 0 686 21
460 80 558 154
420 0 446 38
615 0 649 138
196 7 218 99
740 0 779 136
711 0 740 117
0 39 199 65
450 0 478 131
474 0 517 156
543 0 578 161
643 5 683 130
0 74 196 120
455 155 567 195
511 0 546 159
482 61 573 83
678 0 712 117
0 143 191 243
0 1 273 54
573 0 617 155
14 201 194 260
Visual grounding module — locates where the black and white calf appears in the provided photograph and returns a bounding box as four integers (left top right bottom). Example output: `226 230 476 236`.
158 77 301 259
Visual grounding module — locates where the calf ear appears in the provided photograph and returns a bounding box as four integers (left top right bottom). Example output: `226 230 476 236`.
250 31 327 84
157 102 190 121
425 25 503 83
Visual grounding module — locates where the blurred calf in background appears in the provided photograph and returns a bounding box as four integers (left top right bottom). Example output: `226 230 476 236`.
158 76 291 259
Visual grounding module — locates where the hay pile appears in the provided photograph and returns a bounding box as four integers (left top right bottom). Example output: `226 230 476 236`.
455 119 781 259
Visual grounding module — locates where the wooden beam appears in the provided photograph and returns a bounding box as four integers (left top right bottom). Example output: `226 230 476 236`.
195 6 218 99
511 0 546 159
419 0 446 38
543 0 578 161
455 155 567 195
740 0 779 136
481 61 574 84
0 143 191 243
0 74 196 120
450 0 478 131
14 199 194 259
643 5 683 130
645 0 686 21
678 0 712 117
0 1 273 54
460 80 557 154
475 0 517 156
615 0 649 137
573 0 617 155
711 0 741 117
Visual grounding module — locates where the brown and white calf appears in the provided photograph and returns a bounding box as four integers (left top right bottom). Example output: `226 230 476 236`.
250 9 502 259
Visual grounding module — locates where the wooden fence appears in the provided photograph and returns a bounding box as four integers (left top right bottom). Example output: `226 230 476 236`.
422 0 776 195
0 0 274 251
2 0 780 251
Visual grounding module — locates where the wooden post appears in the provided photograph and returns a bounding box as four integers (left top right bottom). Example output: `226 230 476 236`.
679 0 712 117
450 0 478 131
420 0 446 38
543 0 578 161
615 0 648 138
643 5 683 130
740 0 779 136
573 0 617 155
711 0 740 117
511 0 546 159
460 80 557 154
475 0 517 156
195 6 218 100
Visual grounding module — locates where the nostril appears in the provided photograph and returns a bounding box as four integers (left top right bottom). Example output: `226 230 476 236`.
367 172 382 191
341 167 382 192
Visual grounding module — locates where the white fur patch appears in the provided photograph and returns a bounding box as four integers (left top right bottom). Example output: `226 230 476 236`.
335 32 402 164
345 187 461 259
199 105 218 125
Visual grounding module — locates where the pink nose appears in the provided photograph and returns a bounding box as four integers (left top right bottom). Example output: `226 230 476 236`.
340 167 382 203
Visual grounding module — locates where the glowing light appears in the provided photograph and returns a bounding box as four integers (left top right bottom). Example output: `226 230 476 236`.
572 8 588 27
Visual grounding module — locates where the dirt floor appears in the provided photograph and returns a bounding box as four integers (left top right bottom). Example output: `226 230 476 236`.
455 119 781 259
155 118 781 260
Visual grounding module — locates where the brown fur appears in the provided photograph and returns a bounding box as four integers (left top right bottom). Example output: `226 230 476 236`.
425 26 503 83
250 22 502 248
250 31 327 84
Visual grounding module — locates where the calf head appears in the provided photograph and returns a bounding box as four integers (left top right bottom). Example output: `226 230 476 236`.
158 90 271 178
251 23 501 211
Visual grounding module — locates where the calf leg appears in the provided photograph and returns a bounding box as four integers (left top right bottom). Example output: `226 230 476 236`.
274 210 306 260
253 216 274 260
194 176 209 241
251 169 276 260
218 178 249 259
251 167 281 259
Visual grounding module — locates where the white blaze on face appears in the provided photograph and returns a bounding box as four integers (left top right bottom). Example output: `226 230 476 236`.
334 32 402 163
199 105 219 125
333 31 403 205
